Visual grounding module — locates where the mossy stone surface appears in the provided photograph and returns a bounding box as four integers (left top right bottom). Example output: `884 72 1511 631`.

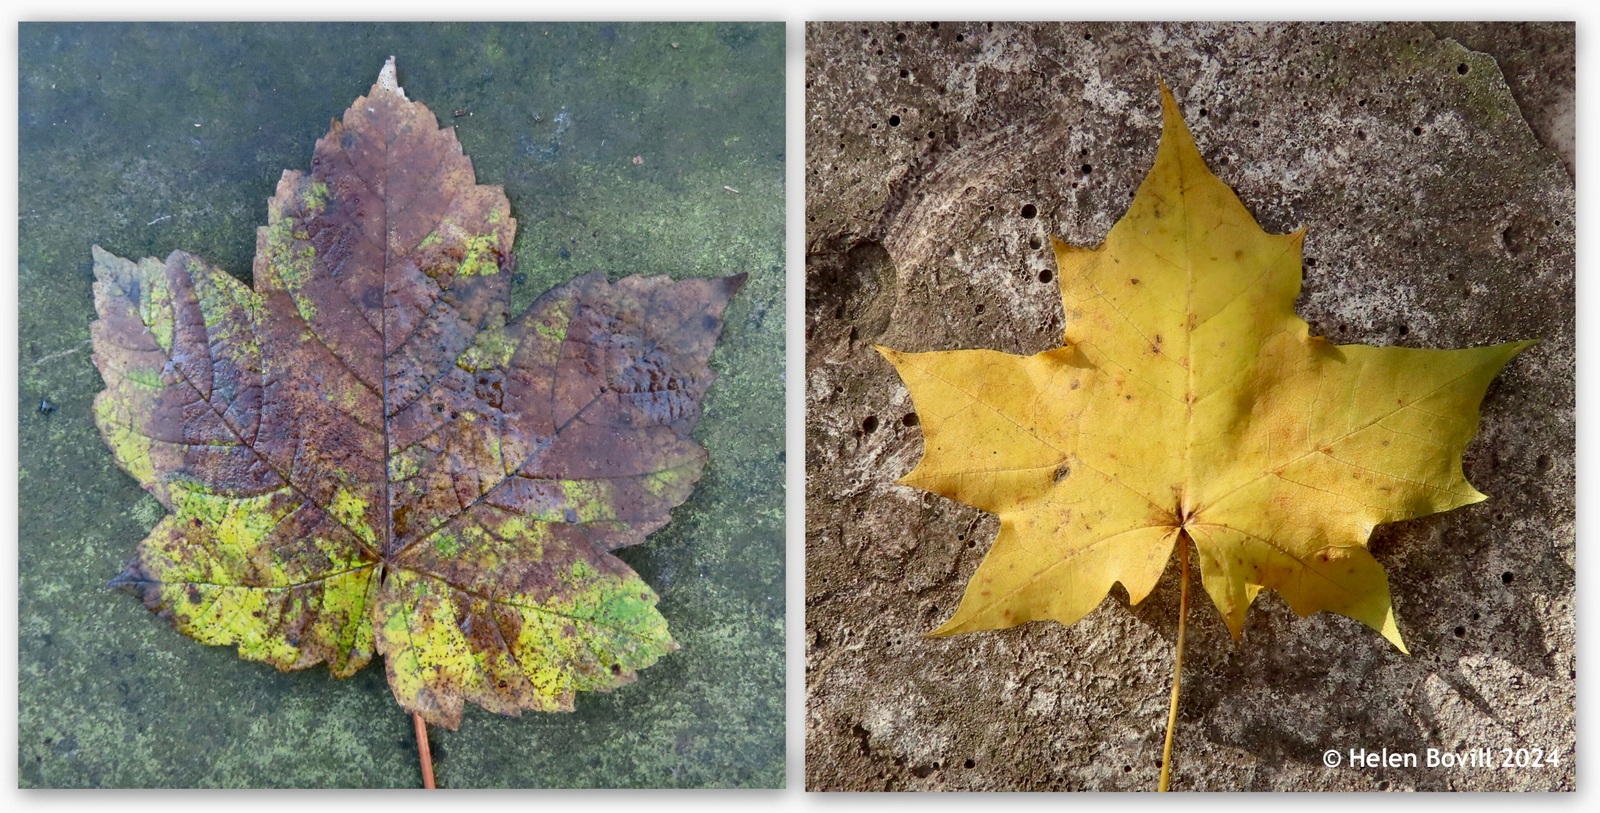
20 21 784 788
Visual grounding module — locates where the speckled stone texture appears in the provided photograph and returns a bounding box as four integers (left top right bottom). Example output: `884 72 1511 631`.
805 21 1572 792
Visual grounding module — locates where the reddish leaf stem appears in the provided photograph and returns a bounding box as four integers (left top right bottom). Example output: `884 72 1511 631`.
414 711 436 789
1158 535 1190 792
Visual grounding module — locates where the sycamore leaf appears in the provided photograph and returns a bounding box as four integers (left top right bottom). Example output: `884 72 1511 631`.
92 57 744 729
878 86 1530 652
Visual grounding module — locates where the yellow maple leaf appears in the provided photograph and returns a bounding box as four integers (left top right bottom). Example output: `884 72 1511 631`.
878 86 1531 656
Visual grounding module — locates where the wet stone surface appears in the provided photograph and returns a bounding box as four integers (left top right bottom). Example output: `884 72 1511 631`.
805 21 1572 791
19 22 785 788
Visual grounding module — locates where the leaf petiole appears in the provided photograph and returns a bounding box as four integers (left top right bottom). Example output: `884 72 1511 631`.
1158 534 1190 792
414 712 436 789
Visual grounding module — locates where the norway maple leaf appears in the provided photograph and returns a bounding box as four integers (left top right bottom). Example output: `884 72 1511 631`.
878 86 1530 653
91 58 743 729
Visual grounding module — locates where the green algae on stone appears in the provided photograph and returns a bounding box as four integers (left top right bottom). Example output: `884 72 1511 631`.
89 56 744 732
22 21 783 789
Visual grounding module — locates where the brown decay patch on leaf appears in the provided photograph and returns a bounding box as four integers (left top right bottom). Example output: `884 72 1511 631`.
92 57 745 729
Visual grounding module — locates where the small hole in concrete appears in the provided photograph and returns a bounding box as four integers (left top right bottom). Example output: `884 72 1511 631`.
899 69 909 78
1398 324 1409 336
895 32 906 43
1039 269 1053 283
1021 203 1038 219
1502 571 1515 584
902 413 919 427
1453 626 1466 638
1029 237 1042 250
888 115 901 127
955 34 965 42
862 415 878 433
964 759 976 769
1413 126 1424 136
1537 453 1554 473
1458 63 1469 75
1081 163 1093 175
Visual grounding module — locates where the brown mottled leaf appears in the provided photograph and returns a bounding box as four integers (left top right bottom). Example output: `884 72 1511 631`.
92 57 744 729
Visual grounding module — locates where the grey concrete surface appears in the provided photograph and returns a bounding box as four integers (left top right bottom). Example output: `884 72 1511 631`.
805 21 1573 792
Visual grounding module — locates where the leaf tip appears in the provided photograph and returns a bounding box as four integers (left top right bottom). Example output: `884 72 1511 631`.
1223 616 1245 643
106 559 147 593
376 55 406 99
1379 609 1410 655
1157 80 1182 124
